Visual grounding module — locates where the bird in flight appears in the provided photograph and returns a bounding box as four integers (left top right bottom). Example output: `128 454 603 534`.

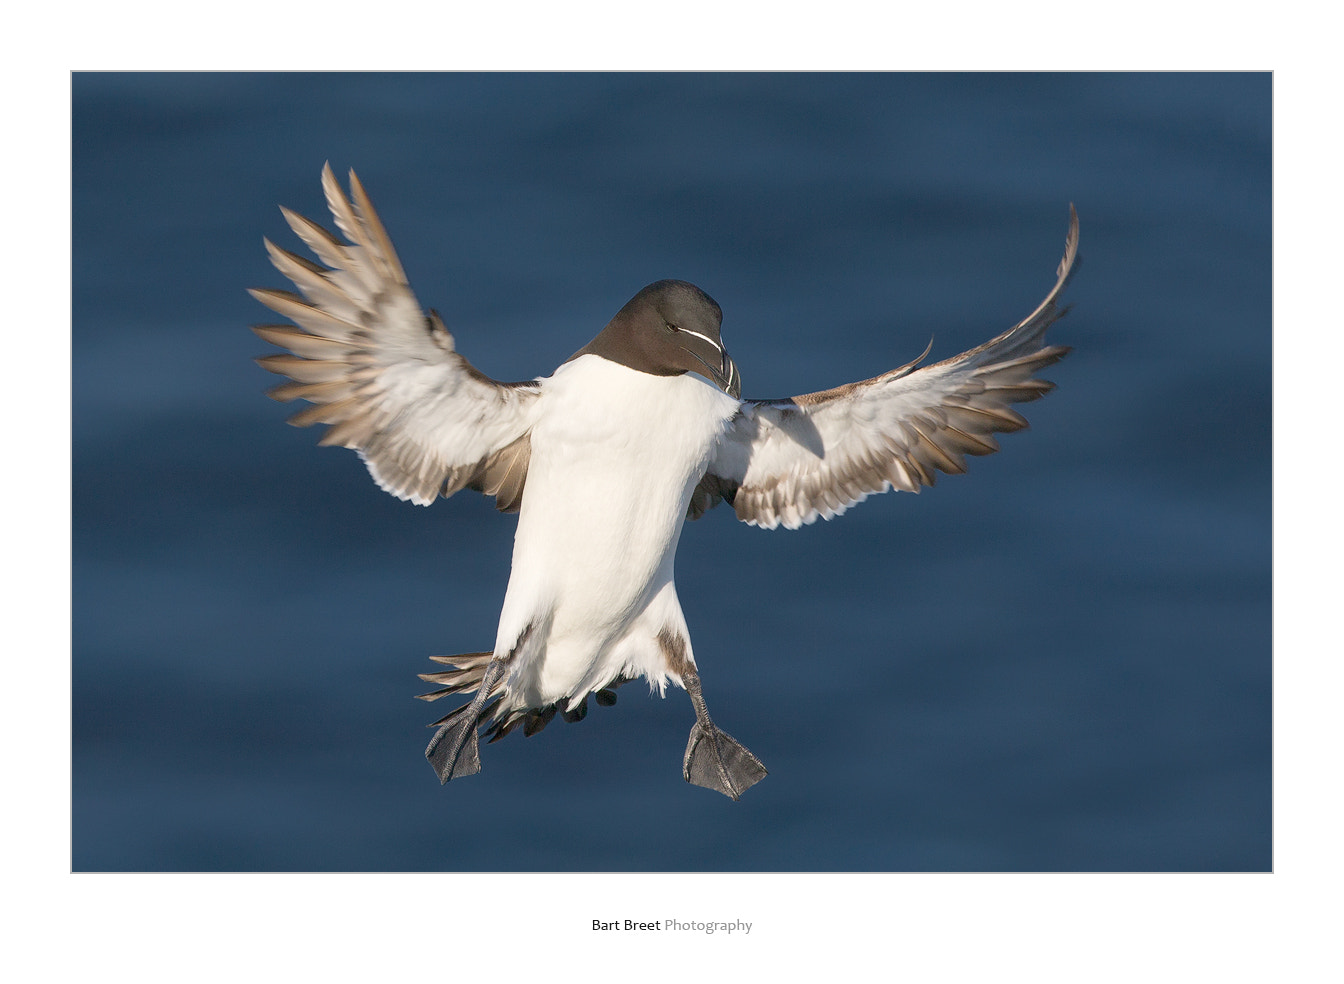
252 165 1078 799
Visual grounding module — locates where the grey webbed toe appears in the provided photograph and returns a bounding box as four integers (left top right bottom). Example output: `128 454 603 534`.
425 719 482 784
683 722 768 800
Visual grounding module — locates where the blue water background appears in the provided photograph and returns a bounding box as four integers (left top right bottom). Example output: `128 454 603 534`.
72 73 1271 871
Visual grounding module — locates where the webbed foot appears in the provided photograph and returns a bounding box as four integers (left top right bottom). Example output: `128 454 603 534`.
425 717 482 783
683 721 768 800
424 656 509 784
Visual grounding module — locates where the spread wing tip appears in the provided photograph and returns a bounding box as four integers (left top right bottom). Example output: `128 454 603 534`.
1043 203 1081 317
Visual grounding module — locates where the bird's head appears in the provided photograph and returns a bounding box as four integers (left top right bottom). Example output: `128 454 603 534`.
570 280 741 399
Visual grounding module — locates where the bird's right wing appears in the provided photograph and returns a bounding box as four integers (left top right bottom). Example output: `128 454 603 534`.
251 165 540 510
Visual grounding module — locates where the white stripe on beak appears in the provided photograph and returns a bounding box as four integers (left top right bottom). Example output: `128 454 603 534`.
676 326 722 355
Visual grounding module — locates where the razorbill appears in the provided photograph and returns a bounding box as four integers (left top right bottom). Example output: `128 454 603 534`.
252 165 1078 799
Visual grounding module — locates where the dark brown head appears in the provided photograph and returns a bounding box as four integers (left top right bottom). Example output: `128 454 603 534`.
568 280 741 399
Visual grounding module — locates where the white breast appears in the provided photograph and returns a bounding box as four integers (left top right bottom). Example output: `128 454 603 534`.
492 355 739 705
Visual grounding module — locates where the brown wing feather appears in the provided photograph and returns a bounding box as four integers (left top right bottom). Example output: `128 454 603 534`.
697 205 1078 529
252 165 539 509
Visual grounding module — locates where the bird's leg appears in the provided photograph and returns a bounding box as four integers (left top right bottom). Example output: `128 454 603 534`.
681 667 767 800
425 657 508 784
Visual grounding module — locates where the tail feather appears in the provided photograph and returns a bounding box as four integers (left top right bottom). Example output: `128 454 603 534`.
418 656 636 740
416 651 493 702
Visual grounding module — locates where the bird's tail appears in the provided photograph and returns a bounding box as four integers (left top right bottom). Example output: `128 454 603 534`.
416 651 628 744
417 651 496 702
417 651 504 734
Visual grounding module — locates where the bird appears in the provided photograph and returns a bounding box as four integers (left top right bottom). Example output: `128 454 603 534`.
251 164 1078 800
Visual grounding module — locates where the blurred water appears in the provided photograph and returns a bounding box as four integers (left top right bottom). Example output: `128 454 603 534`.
72 73 1270 871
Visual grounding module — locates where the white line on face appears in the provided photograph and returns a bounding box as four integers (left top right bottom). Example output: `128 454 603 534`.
675 326 723 356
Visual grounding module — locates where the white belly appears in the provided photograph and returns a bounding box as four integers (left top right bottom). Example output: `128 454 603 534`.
493 356 738 707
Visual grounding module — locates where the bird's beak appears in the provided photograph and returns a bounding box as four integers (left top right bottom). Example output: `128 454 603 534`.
720 351 742 400
678 337 742 400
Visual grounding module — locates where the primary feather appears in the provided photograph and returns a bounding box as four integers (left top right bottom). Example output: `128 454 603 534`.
252 163 540 510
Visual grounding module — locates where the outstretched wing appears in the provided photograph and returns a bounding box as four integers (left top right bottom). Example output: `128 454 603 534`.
251 165 540 510
692 205 1079 530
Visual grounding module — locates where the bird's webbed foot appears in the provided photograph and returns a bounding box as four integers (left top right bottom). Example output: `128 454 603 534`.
424 657 508 784
683 720 768 800
680 667 767 800
425 713 484 783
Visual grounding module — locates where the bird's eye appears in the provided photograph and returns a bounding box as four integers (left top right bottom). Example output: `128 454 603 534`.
665 322 679 332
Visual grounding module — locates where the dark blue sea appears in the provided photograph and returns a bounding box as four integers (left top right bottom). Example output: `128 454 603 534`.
72 73 1271 872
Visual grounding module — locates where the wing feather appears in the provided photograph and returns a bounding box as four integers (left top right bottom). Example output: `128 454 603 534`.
697 205 1078 530
252 164 540 509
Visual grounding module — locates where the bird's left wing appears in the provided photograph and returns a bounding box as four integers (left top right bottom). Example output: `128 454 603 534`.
691 206 1078 530
251 165 540 510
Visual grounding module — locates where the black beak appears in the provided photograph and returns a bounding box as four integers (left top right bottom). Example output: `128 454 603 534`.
720 351 742 400
678 339 742 400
